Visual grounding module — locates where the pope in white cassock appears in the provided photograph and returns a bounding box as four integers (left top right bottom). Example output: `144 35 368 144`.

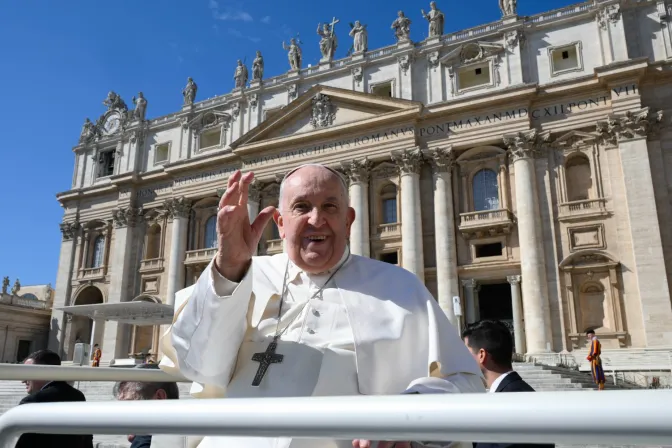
159 164 486 448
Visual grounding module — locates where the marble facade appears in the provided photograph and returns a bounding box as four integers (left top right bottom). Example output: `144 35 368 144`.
51 0 672 366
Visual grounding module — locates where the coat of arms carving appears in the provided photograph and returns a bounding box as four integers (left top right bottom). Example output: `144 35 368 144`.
309 93 337 129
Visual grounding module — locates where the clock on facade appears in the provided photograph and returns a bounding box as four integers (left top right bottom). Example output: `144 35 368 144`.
103 112 121 135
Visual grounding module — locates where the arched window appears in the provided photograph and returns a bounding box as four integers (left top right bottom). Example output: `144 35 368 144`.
380 184 398 224
565 154 592 202
145 225 161 259
472 169 500 211
91 235 105 268
204 216 217 249
20 294 38 300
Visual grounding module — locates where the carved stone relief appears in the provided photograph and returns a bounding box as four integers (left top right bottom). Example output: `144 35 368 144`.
309 94 337 129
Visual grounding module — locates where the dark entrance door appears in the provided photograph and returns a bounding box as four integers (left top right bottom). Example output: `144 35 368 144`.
478 283 515 345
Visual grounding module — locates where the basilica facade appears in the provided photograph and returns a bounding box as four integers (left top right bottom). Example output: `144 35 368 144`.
51 0 672 369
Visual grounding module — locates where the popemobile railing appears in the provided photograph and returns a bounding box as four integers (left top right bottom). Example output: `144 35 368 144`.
0 364 672 447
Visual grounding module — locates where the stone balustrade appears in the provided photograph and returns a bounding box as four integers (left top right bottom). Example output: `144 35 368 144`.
376 223 402 240
139 258 164 273
458 209 514 238
558 198 609 222
184 248 217 266
0 294 48 310
265 239 283 255
78 267 106 282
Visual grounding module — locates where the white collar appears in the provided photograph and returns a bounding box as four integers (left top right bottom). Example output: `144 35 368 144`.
287 246 351 281
489 371 514 393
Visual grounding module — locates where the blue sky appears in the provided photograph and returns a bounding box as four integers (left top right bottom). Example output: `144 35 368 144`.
0 0 574 287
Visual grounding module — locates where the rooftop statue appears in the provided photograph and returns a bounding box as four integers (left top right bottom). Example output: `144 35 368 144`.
421 2 445 38
349 21 368 54
234 60 249 89
391 11 412 42
252 51 264 81
282 38 303 71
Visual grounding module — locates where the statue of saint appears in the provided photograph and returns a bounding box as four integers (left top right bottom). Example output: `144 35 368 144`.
233 60 249 89
317 19 339 60
282 38 302 71
499 0 517 16
183 77 198 105
103 91 128 112
10 279 20 296
252 51 264 81
1 277 8 295
421 2 445 38
132 92 147 121
391 11 412 42
349 21 368 53
79 118 96 143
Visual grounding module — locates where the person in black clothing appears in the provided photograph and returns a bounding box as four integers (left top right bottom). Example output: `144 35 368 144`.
113 363 180 448
16 349 93 448
462 321 554 448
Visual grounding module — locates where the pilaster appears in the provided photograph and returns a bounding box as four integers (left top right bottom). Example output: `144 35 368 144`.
503 129 553 353
165 197 192 308
596 108 672 346
507 275 526 355
424 147 459 325
397 53 415 100
341 158 373 258
392 149 424 280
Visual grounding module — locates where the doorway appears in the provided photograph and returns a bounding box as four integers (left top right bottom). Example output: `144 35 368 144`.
478 282 515 343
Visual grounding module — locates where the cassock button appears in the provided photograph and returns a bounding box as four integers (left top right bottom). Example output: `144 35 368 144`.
307 328 316 334
312 309 320 317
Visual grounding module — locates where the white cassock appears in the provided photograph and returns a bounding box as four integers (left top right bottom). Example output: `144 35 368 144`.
159 249 485 448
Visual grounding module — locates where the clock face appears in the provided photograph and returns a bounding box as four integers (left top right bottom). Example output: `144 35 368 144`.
104 113 121 134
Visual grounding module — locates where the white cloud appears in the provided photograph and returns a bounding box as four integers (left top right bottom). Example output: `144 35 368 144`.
208 0 219 9
209 0 253 22
261 16 271 24
228 28 261 43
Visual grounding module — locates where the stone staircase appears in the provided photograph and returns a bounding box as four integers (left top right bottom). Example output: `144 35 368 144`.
0 363 644 447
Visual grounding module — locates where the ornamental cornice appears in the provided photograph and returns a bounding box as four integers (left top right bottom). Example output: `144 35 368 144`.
164 197 193 220
59 220 81 241
112 206 143 228
423 146 455 173
503 129 551 161
597 4 621 30
341 157 373 184
595 108 665 145
391 148 423 175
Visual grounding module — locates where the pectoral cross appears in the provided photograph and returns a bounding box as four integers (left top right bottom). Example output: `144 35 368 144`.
251 337 284 386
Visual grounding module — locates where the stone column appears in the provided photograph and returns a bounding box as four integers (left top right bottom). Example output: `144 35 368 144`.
165 197 192 308
507 275 526 354
248 181 261 256
392 149 424 280
49 221 81 356
425 148 459 325
427 52 443 104
100 206 142 362
503 130 552 353
342 158 372 257
597 109 672 345
462 279 479 325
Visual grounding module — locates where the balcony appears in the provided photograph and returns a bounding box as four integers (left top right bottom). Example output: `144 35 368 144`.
459 209 514 239
139 258 164 273
265 239 283 255
78 267 106 283
375 223 401 240
558 199 609 222
184 248 217 266
0 295 49 310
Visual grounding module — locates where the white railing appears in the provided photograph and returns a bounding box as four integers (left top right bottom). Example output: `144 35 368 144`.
1 390 672 446
0 364 187 383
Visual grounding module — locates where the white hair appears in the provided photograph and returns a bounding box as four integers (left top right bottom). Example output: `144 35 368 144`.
278 163 349 210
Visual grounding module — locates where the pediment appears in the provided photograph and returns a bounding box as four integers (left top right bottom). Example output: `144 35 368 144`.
440 41 505 66
232 86 423 151
552 130 598 150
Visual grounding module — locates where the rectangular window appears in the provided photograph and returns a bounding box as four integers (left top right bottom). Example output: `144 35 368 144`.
154 143 170 164
457 62 491 91
475 243 503 258
97 150 115 178
382 198 398 224
371 81 393 98
549 42 583 76
200 129 221 150
16 340 31 363
379 252 399 265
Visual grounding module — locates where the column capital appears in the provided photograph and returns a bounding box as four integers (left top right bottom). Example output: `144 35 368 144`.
503 129 551 161
461 278 479 290
164 197 192 220
341 157 373 184
423 146 455 173
112 206 143 228
596 108 666 145
507 275 521 285
391 148 423 175
248 179 262 203
59 220 81 241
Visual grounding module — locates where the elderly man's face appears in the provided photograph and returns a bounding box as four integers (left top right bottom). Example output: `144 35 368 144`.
276 166 355 273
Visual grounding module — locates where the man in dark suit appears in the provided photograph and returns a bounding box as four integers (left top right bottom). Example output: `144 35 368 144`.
16 349 93 448
462 320 554 448
113 363 180 448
